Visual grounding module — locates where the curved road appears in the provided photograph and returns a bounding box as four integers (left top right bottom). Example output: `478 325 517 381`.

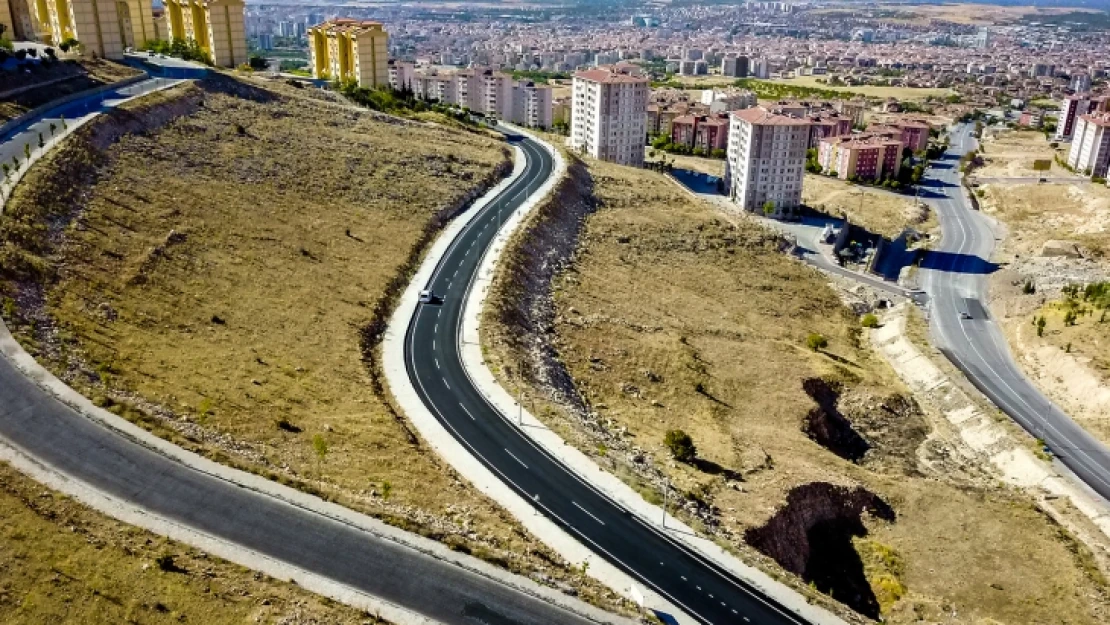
920 123 1110 501
405 129 809 625
0 112 623 624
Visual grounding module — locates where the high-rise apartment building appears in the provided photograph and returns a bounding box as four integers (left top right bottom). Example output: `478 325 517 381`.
388 59 415 91
720 54 750 78
31 0 130 59
1056 95 1097 141
1066 113 1110 179
1071 73 1092 94
512 80 553 129
308 19 388 87
725 107 810 215
570 66 648 166
164 0 245 67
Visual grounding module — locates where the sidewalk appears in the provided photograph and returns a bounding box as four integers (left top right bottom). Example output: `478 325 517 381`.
1 76 182 202
455 133 849 625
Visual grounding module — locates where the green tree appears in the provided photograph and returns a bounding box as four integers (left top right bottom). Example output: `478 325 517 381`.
23 143 30 160
312 433 329 477
762 200 775 216
663 429 696 463
37 133 44 149
1036 316 1046 337
806 332 828 351
861 313 879 328
48 122 57 137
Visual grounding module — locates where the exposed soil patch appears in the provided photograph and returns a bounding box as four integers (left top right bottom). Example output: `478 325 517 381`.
802 378 870 463
745 483 896 619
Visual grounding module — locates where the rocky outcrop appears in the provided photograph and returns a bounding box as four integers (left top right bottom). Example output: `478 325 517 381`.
485 156 597 416
745 482 895 619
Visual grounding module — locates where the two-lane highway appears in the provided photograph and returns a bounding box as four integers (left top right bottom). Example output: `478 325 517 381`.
405 129 810 625
920 123 1110 501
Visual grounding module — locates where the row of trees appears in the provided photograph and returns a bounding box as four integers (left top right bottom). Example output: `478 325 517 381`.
648 134 726 159
336 80 481 127
140 38 212 66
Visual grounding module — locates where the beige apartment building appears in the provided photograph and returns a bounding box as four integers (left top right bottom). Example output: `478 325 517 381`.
164 0 245 67
570 65 649 166
30 0 129 59
309 19 388 88
726 107 810 215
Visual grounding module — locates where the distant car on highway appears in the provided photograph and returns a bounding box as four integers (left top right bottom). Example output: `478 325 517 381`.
418 289 440 304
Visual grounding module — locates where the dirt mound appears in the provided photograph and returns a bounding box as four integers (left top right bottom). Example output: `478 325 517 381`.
745 482 895 619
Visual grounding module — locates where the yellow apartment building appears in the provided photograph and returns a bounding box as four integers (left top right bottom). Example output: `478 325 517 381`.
31 0 127 59
308 19 388 88
164 0 245 67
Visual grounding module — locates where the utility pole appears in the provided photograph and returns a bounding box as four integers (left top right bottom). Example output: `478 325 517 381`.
662 483 668 528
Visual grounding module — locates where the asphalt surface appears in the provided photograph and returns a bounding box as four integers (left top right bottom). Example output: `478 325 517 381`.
920 123 1110 501
0 103 626 625
405 129 810 625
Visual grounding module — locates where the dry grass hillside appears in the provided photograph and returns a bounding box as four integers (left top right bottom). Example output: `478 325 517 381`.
483 155 1110 623
0 75 626 609
0 462 381 624
0 58 141 122
974 129 1063 179
803 174 934 238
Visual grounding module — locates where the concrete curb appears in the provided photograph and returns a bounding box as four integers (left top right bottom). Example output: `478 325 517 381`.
0 73 149 141
381 131 647 624
455 128 848 625
0 88 628 625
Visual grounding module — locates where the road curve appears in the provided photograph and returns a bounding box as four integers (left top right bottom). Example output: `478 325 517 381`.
405 127 811 625
920 123 1110 502
0 118 623 625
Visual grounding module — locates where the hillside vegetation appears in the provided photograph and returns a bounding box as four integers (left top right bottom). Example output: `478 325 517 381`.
483 154 1110 623
0 462 380 624
0 75 625 609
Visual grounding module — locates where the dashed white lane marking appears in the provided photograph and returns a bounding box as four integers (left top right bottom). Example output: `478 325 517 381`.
731 609 738 615
435 358 440 370
434 323 438 333
681 576 687 581
743 617 750 622
504 448 529 469
442 378 450 390
432 339 436 351
571 501 606 526
696 586 702 591
708 594 714 599
459 403 475 420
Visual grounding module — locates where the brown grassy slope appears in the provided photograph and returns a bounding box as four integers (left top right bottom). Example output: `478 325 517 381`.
483 156 1110 623
0 76 627 610
803 174 935 238
0 59 142 122
0 462 385 624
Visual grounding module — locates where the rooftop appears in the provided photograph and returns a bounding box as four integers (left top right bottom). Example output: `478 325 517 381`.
731 107 810 126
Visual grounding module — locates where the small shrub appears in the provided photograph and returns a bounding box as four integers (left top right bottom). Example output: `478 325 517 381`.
806 332 828 351
663 429 696 462
1022 280 1035 294
861 313 879 328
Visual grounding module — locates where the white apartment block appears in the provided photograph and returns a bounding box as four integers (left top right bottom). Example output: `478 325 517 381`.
726 107 810 215
570 67 649 166
1067 113 1110 179
389 60 416 91
512 80 553 129
701 88 757 113
409 69 552 128
1056 95 1094 141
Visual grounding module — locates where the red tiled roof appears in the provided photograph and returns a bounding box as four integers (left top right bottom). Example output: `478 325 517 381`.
731 107 810 126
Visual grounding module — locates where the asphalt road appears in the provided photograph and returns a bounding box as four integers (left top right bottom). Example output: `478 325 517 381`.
405 129 810 625
920 123 1110 501
0 106 624 624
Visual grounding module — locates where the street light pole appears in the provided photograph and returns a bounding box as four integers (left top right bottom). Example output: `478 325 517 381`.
662 483 668 528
